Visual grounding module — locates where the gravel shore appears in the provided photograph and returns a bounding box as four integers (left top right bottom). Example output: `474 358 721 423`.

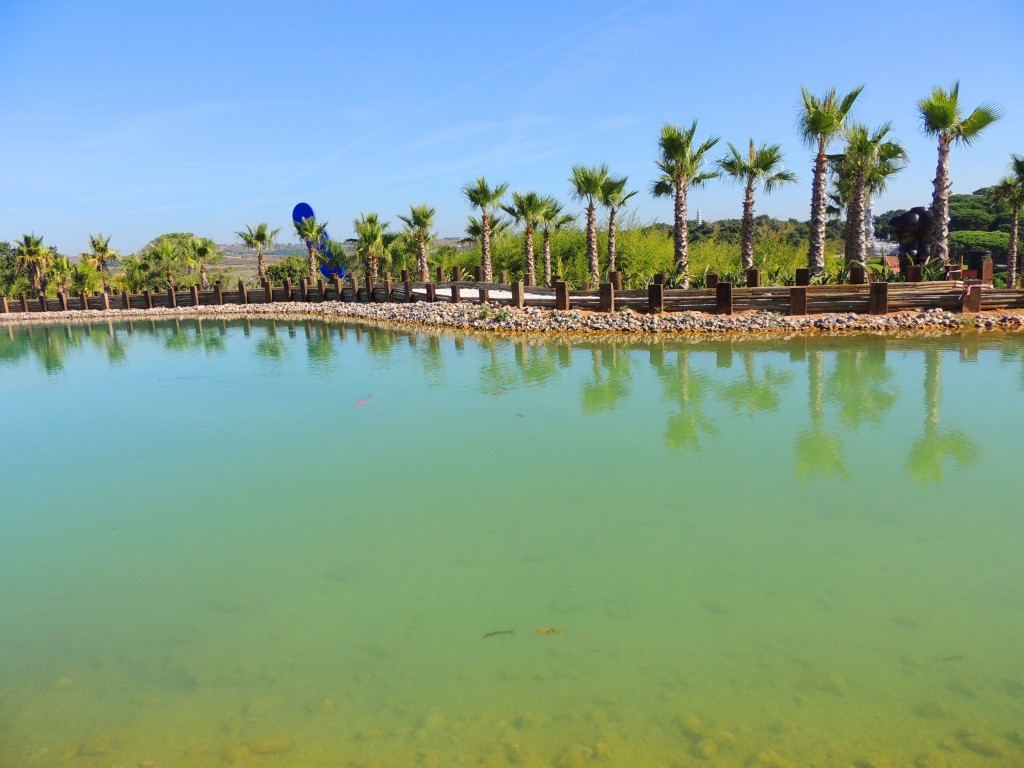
2 300 1023 336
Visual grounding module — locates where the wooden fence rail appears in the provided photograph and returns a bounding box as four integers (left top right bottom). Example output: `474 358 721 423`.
0 278 1018 318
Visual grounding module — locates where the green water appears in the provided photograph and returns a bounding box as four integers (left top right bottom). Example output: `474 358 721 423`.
1 319 1023 768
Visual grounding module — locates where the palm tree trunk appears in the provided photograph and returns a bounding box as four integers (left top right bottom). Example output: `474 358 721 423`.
930 136 952 264
417 239 428 281
257 251 266 282
482 213 493 282
586 202 599 284
1009 205 1019 288
848 169 868 268
607 208 618 273
524 226 536 287
543 229 553 287
808 140 828 271
740 182 755 271
369 254 378 286
308 247 318 280
673 176 690 289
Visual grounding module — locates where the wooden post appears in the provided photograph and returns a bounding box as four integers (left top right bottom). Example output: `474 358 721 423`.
238 279 248 305
79 291 89 310
260 280 271 303
980 259 993 284
474 265 483 282
945 266 962 281
56 292 67 311
143 290 153 309
610 270 623 290
555 280 570 310
849 265 866 284
868 281 888 315
283 277 293 301
788 286 808 316
648 282 664 313
317 278 326 300
214 281 224 305
167 286 177 308
401 269 410 282
384 276 393 302
551 274 561 285
330 276 341 300
0 296 8 313
426 283 437 302
450 284 461 303
580 280 591 291
478 287 489 304
38 295 48 312
435 266 444 283
706 273 719 289
905 265 922 283
745 268 761 288
511 281 524 308
795 268 811 286
599 282 614 312
121 291 130 310
403 279 413 302
189 285 199 306
653 273 667 285
101 292 110 310
500 270 509 284
715 282 733 315
452 265 462 282
300 277 309 302
349 274 359 297
962 284 982 313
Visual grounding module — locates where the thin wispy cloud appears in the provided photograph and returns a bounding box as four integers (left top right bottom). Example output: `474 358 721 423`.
403 122 496 151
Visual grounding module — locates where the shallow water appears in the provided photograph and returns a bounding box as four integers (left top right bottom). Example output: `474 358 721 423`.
1 319 1023 767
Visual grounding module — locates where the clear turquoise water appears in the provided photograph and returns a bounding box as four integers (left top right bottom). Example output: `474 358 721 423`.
1 319 1023 767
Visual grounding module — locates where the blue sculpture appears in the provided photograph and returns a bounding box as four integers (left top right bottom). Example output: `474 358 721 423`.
292 202 345 279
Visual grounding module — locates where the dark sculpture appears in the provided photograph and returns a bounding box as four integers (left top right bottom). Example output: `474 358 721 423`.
888 207 934 267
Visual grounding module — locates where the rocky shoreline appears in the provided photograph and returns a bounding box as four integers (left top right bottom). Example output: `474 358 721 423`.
1 300 1023 336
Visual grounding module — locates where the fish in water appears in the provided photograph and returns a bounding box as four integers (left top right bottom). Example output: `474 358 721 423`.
534 627 567 637
483 630 515 639
353 395 372 406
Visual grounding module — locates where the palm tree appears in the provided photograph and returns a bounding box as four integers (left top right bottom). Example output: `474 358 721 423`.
502 191 549 287
798 85 863 272
353 212 391 285
462 177 508 282
397 204 436 281
237 222 281 282
50 255 74 294
989 155 1024 287
190 237 221 289
82 233 118 275
598 176 637 274
465 214 510 245
829 123 907 268
14 233 52 296
918 82 1002 264
717 140 798 271
540 198 574 287
651 122 720 288
569 163 610 285
294 216 328 279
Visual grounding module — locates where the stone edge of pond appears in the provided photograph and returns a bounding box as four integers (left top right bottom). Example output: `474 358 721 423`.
2 300 1023 339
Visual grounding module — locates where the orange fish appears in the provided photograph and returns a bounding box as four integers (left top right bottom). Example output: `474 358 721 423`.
534 627 567 637
353 395 372 406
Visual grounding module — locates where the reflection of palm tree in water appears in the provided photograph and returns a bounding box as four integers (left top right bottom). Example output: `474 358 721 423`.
719 349 791 416
582 345 631 413
255 321 285 361
906 348 978 484
795 349 849 482
827 344 897 428
652 346 717 451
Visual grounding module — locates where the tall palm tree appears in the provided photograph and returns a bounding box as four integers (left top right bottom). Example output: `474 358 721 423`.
798 85 863 271
651 121 720 287
83 233 118 275
540 198 574 287
14 233 52 296
465 214 510 245
353 212 391 284
462 177 508 282
294 216 328 279
237 222 281 282
718 139 798 271
397 204 436 281
502 191 549 287
569 163 610 285
829 123 907 268
190 237 221 289
918 82 1002 264
598 176 637 274
990 155 1024 287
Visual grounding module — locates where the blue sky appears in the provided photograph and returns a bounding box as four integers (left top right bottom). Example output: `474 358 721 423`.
2 0 1022 255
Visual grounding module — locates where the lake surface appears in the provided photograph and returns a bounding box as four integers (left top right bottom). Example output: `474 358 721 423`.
1 319 1022 768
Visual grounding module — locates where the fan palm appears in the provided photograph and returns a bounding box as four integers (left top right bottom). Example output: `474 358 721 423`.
353 212 391 284
462 177 508 282
598 176 637 273
502 192 549 287
14 233 52 296
465 214 510 244
190 237 221 289
83 233 118 275
397 204 436 281
569 163 610 285
990 155 1024 287
294 216 328 279
718 139 797 270
651 121 720 287
540 198 574 287
237 222 281 282
798 85 863 271
918 82 1002 264
829 123 907 268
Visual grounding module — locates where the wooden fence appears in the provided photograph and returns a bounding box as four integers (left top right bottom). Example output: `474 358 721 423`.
1 270 1022 318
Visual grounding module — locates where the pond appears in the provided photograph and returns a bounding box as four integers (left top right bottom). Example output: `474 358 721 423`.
1 319 1022 767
